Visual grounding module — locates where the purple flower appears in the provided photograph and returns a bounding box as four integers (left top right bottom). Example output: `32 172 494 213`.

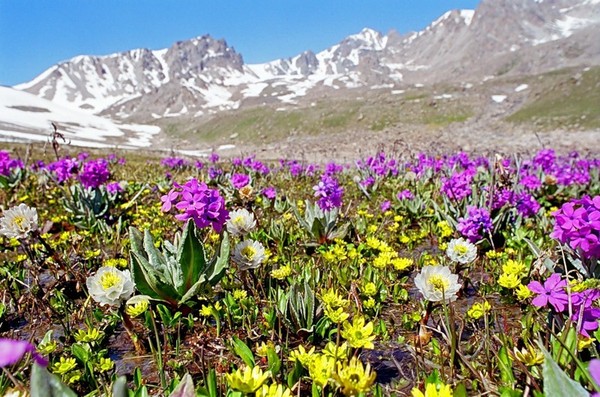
161 157 189 170
573 307 600 337
46 157 79 183
551 195 600 259
0 151 24 177
106 182 124 195
79 158 111 189
457 206 493 243
262 186 277 200
396 189 414 201
162 178 229 232
441 169 474 200
528 273 569 313
589 359 600 394
231 173 250 189
313 175 344 211
0 338 47 368
380 201 391 212
209 152 219 163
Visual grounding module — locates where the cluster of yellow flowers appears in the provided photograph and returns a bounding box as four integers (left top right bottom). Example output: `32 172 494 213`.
497 259 529 292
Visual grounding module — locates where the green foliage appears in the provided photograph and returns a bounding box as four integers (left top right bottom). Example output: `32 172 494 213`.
129 220 230 308
292 200 349 246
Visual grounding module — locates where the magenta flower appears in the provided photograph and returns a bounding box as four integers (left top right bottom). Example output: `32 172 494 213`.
231 173 250 189
589 359 600 395
528 273 569 312
0 338 48 368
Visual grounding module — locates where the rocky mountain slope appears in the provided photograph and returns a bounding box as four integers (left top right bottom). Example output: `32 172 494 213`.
4 0 600 153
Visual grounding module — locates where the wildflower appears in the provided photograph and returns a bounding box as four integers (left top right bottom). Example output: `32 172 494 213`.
232 239 266 270
589 359 600 392
324 306 350 323
52 357 77 375
498 273 521 289
86 266 134 306
527 273 569 312
363 297 376 309
162 178 229 232
233 289 248 301
392 257 413 271
226 208 256 237
0 203 38 239
226 365 270 393
313 175 344 211
289 345 316 368
457 206 493 243
333 356 377 396
271 265 292 280
411 382 453 397
231 173 250 189
362 282 377 297
96 357 115 372
79 158 110 189
125 295 150 317
414 265 461 302
73 328 104 344
0 338 48 368
0 151 23 176
467 301 491 320
397 189 414 201
308 354 335 387
551 195 600 259
515 284 533 300
436 221 453 238
322 341 349 361
262 186 277 200
502 259 527 276
341 316 376 349
320 288 349 310
513 344 544 366
446 238 477 264
256 383 292 397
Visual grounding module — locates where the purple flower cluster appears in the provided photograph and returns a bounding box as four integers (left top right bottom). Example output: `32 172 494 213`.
79 158 111 189
0 151 24 177
106 182 124 195
355 152 398 178
528 273 600 337
551 195 600 259
491 188 540 218
313 175 344 211
397 189 414 201
231 173 250 189
457 206 493 243
262 186 277 200
161 178 229 232
441 169 474 200
161 157 189 170
46 157 79 183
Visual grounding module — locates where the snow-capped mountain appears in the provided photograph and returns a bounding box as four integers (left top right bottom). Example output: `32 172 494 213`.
11 0 600 127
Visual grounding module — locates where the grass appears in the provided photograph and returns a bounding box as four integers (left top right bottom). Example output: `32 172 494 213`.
507 66 600 129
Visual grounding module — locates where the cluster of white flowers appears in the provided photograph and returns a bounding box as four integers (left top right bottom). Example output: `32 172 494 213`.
86 266 134 306
226 208 257 237
0 203 38 239
414 265 461 302
232 239 266 270
446 238 477 264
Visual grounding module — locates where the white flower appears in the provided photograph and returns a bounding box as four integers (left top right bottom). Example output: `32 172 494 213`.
414 265 461 302
232 239 266 270
446 238 477 264
0 203 38 239
226 208 257 237
86 266 134 306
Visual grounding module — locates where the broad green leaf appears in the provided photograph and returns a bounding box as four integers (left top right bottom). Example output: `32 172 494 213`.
205 232 230 286
267 346 281 375
498 346 515 385
112 376 129 397
232 336 255 367
540 343 588 397
169 373 195 397
30 363 78 397
177 220 207 292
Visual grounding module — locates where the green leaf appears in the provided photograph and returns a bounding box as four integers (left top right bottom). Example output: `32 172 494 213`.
178 275 207 305
498 346 515 385
267 346 281 376
169 373 195 397
207 368 218 397
30 363 78 397
205 232 230 286
540 343 588 397
178 220 208 292
71 343 90 363
231 336 255 367
112 376 129 397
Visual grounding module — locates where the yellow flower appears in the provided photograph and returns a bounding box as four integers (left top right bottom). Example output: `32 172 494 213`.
308 354 335 388
365 237 381 250
322 341 349 361
373 251 397 269
436 221 453 238
466 301 491 320
103 258 128 269
52 357 77 375
578 336 595 351
392 257 413 271
96 357 114 372
513 344 543 366
233 289 248 301
341 316 376 349
498 273 521 289
125 296 149 318
256 383 292 397
320 288 349 310
411 383 453 397
363 297 376 309
74 328 104 343
515 284 533 300
289 345 317 368
226 365 270 393
333 356 377 396
324 305 350 323
502 259 526 276
271 265 292 279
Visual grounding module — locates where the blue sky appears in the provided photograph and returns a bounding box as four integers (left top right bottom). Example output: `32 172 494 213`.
0 1 480 86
